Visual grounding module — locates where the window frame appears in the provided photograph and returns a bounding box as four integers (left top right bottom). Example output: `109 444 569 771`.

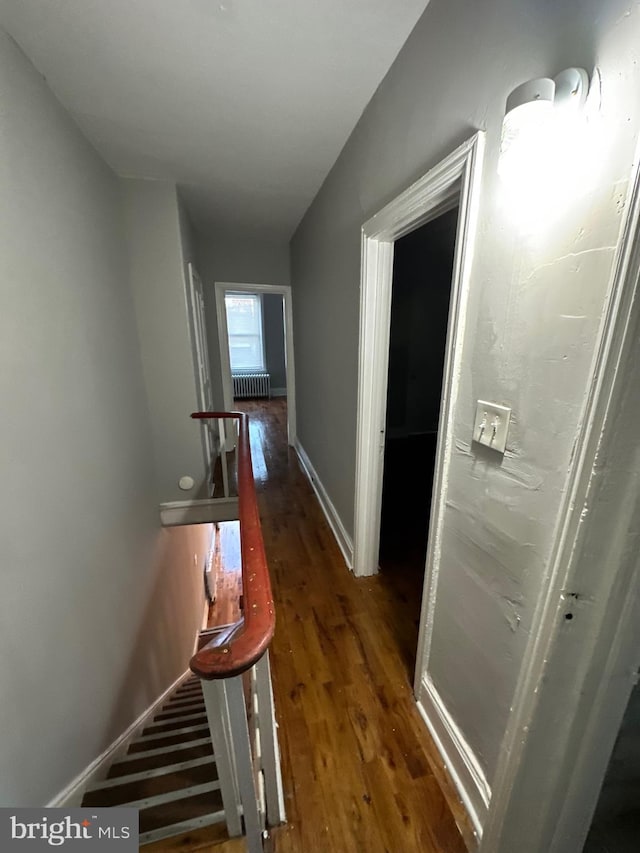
224 291 266 373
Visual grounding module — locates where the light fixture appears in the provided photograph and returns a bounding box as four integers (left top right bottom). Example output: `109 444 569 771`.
499 77 556 182
499 68 589 178
498 67 597 229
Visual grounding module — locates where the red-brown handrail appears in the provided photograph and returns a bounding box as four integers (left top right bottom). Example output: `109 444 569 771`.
189 411 275 679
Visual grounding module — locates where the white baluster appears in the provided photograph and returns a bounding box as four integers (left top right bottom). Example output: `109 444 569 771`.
201 679 242 837
219 418 230 498
225 674 264 853
254 652 286 826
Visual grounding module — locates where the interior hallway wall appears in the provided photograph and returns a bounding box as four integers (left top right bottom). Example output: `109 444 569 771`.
263 293 287 393
290 0 640 794
120 178 205 503
0 30 209 807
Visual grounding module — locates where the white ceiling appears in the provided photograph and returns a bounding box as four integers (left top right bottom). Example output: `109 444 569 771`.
1 0 428 240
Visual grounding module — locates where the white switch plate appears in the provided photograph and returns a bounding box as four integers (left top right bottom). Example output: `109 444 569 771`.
473 400 511 454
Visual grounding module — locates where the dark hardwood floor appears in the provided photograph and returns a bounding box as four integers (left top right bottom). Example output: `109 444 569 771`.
151 397 471 852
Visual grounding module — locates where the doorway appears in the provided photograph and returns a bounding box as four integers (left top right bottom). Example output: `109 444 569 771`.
353 134 487 831
582 678 640 851
353 132 484 633
376 207 460 676
214 282 297 447
379 207 459 579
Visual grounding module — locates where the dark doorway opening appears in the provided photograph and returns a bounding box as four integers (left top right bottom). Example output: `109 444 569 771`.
378 206 459 593
582 680 640 852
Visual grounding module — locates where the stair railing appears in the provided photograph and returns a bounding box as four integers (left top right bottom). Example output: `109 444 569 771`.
189 411 285 853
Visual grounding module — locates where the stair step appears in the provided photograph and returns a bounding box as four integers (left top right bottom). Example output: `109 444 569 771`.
174 683 202 696
134 723 209 745
140 809 227 847
109 740 213 776
129 723 209 754
86 756 217 795
143 712 208 734
139 787 225 835
104 780 220 812
173 687 201 699
84 755 219 809
117 735 211 764
155 701 205 718
173 688 203 700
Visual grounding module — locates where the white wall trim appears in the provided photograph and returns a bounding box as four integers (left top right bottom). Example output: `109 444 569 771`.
294 439 353 570
186 262 218 492
160 497 239 526
214 281 297 446
353 132 485 588
417 676 490 841
47 668 195 807
271 387 287 397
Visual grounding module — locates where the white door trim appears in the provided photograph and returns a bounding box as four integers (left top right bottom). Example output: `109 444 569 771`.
187 263 216 487
214 282 296 446
353 131 485 588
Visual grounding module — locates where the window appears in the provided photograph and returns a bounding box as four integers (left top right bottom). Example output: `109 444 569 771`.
225 292 265 372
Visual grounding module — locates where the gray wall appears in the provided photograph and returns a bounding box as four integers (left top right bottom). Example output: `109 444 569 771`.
263 293 287 392
290 0 640 788
196 230 290 406
121 179 206 502
0 31 210 806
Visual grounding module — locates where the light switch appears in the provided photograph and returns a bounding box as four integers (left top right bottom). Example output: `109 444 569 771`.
473 400 511 454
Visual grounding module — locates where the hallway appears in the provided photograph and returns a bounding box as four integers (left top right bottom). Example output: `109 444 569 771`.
240 399 469 851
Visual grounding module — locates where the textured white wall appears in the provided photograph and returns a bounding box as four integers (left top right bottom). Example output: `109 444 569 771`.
0 31 210 806
290 0 640 789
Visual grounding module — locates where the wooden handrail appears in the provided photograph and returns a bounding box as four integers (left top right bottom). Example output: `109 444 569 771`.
189 411 275 679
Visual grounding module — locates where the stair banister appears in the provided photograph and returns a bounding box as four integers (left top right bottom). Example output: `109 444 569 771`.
188 411 285 853
189 411 276 679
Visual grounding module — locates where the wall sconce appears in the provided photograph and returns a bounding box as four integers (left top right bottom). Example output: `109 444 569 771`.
498 68 597 228
499 68 589 180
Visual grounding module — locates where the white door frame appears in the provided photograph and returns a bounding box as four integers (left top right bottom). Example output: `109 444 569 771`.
187 262 216 489
353 132 485 582
214 282 296 446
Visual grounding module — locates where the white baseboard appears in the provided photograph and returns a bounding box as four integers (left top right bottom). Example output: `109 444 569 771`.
47 667 195 807
294 439 353 569
416 676 490 841
160 497 239 526
271 387 287 397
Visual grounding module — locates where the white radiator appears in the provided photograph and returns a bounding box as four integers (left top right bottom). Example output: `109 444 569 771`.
232 372 271 399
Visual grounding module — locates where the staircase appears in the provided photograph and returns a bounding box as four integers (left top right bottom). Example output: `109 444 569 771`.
83 410 285 852
82 674 229 846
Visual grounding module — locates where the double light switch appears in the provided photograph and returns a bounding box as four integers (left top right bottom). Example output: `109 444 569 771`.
473 400 511 455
